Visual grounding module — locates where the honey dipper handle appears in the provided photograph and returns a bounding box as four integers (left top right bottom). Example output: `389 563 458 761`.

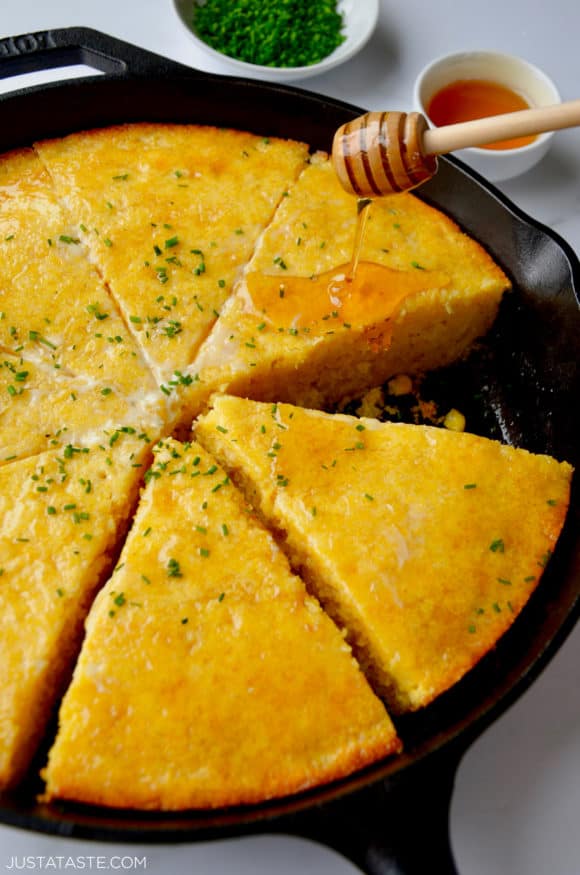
422 98 580 155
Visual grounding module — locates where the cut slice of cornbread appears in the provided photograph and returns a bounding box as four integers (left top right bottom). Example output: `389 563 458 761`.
43 439 400 810
35 124 309 399
0 148 163 406
0 354 164 466
0 432 151 789
196 395 573 713
184 155 509 415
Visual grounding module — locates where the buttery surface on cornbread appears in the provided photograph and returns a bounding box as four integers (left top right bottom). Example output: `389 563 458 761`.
0 122 569 809
185 155 509 414
0 354 164 466
0 148 163 406
35 124 309 400
43 439 400 810
0 432 151 789
196 396 573 713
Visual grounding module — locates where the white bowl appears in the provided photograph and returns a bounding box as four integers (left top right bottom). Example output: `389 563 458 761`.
413 50 561 182
172 0 379 82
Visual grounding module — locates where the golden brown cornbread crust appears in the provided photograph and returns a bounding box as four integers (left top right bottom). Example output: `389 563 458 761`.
33 123 309 413
42 440 400 810
184 157 509 413
0 122 568 809
195 397 573 713
0 433 151 789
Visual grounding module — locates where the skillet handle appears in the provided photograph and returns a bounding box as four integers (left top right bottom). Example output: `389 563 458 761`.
286 746 463 875
0 27 195 82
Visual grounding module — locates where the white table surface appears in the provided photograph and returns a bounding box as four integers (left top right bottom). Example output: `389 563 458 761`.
0 2 579 873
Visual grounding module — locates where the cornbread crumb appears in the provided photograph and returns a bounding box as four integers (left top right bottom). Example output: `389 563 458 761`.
444 408 466 432
387 374 413 396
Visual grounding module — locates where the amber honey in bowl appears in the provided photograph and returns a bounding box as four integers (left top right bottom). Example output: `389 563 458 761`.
427 79 537 150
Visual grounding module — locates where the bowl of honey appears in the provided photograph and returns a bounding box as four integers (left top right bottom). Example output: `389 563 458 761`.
413 51 561 182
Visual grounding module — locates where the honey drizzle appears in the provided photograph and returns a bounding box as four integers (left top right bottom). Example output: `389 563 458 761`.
346 197 372 280
244 196 449 337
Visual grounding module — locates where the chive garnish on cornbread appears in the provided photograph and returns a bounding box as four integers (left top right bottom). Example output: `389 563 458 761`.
196 395 573 713
185 155 509 415
0 354 163 466
0 148 163 409
0 121 570 807
35 124 308 401
43 439 400 809
0 433 151 789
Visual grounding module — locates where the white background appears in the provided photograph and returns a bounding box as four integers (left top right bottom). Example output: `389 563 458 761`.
0 2 579 873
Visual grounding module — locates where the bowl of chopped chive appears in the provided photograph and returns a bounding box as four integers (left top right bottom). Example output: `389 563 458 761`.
173 0 379 81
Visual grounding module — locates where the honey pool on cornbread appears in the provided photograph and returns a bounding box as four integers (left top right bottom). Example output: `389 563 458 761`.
185 155 509 414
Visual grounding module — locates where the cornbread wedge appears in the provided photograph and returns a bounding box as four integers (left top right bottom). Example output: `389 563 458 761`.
196 396 573 713
184 156 510 414
0 432 151 789
0 148 163 405
35 124 309 400
0 354 164 466
43 439 400 810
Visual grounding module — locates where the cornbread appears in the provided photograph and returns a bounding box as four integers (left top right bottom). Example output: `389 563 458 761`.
35 124 309 399
185 155 509 413
196 395 573 712
0 148 163 404
0 432 150 789
0 354 164 466
0 121 569 808
43 439 400 810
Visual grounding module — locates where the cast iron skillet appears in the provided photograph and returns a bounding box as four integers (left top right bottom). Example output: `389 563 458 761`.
0 27 579 875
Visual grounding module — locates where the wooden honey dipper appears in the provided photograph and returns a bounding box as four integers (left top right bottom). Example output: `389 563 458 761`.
332 100 580 196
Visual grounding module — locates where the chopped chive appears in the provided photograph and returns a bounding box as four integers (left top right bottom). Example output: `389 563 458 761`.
167 558 182 578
